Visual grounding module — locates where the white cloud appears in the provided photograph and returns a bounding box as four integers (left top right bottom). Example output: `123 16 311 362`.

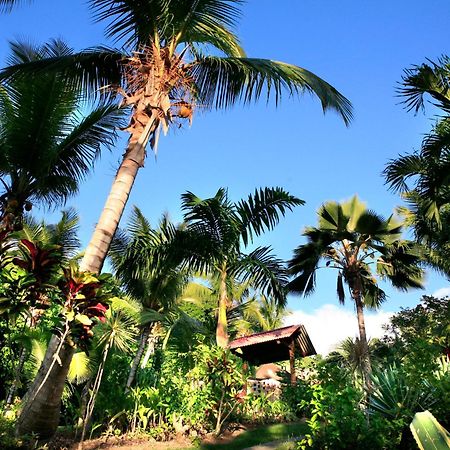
285 304 393 356
432 287 450 298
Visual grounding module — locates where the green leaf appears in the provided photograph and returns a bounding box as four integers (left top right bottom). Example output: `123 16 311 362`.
75 314 92 326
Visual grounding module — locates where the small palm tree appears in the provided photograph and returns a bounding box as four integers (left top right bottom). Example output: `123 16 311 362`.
109 207 187 390
0 41 123 233
175 187 302 347
288 196 424 388
79 297 136 446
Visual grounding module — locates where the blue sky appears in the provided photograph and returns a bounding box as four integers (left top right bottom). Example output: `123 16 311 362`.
1 1 449 333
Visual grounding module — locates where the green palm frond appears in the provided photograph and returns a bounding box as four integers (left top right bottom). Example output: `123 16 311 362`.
91 0 245 57
399 56 450 114
0 44 124 98
0 40 125 222
190 56 353 124
233 246 288 308
237 187 303 246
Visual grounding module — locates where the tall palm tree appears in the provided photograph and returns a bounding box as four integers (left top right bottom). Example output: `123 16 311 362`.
385 56 450 275
173 187 302 347
2 1 353 274
288 196 424 388
0 41 123 233
109 207 187 390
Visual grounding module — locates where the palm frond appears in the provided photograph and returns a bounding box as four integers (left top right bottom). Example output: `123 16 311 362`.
399 56 450 113
0 43 123 99
237 186 303 246
190 56 353 124
233 246 288 308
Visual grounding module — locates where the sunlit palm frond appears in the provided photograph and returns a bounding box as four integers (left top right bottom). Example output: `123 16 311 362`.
233 246 288 308
190 56 353 124
237 186 303 246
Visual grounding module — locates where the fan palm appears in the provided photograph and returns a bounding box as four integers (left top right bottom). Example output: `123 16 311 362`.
109 207 187 390
0 40 123 233
288 196 424 388
172 187 302 347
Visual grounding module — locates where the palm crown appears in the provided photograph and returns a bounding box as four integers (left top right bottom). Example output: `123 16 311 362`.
174 186 302 346
288 196 424 387
288 196 423 307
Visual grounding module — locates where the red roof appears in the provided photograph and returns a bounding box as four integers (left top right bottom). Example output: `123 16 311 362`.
229 325 303 349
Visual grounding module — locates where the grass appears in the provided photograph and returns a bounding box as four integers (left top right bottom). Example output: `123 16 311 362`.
192 422 307 450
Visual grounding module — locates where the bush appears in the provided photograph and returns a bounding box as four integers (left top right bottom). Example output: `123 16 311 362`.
298 383 392 450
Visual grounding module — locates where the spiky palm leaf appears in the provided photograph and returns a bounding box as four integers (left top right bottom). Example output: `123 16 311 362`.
0 41 125 229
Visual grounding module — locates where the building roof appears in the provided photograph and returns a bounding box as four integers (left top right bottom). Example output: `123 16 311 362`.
229 324 316 365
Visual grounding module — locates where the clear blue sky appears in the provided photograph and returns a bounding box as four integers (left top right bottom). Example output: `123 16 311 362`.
1 0 449 316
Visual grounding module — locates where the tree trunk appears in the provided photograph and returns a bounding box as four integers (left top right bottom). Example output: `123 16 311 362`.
125 324 152 392
79 340 111 448
80 115 157 274
354 295 372 391
216 270 229 348
15 334 75 438
140 329 157 369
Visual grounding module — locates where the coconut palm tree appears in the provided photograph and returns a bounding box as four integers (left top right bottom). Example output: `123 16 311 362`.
0 41 123 233
172 187 302 348
109 207 187 390
2 0 353 274
288 196 424 389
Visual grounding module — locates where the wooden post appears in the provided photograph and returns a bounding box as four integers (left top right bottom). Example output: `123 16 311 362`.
289 340 296 385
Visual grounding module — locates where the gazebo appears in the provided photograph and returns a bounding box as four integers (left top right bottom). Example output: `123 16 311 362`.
228 324 316 384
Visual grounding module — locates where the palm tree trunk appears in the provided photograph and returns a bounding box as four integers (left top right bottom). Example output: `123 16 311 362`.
15 333 75 438
80 112 158 274
354 295 372 391
6 347 27 406
140 329 157 369
216 270 229 348
125 324 152 392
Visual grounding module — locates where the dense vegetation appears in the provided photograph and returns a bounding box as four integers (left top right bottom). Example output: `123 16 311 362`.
0 1 449 449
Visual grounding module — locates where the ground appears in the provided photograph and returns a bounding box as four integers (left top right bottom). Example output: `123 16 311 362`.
58 422 306 450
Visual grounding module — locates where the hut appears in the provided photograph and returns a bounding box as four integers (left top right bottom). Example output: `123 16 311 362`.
229 324 316 385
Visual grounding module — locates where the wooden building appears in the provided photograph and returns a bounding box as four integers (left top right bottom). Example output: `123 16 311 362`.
229 324 316 384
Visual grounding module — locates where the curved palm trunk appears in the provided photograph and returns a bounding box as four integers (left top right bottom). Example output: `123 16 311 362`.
80 115 158 274
15 334 75 438
216 270 229 348
125 323 152 392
